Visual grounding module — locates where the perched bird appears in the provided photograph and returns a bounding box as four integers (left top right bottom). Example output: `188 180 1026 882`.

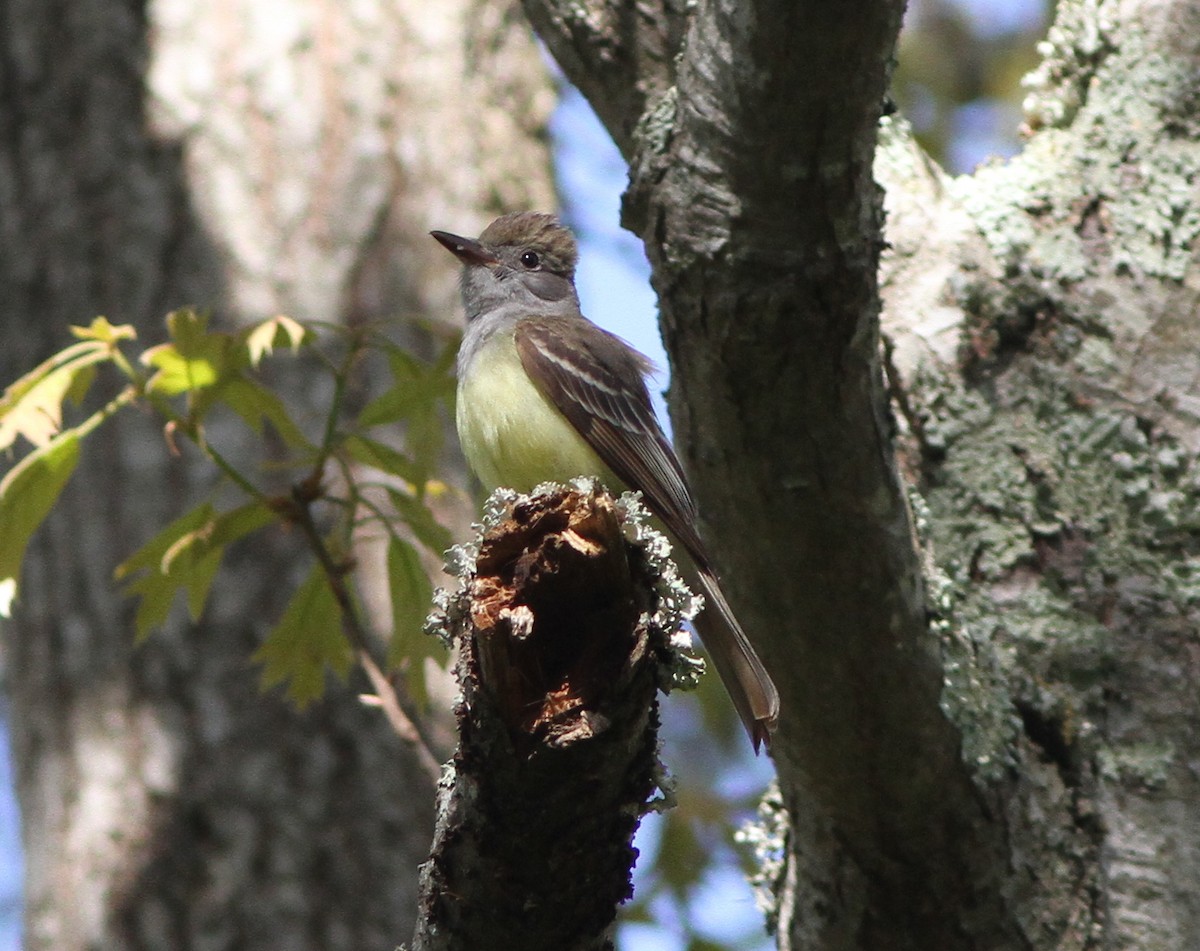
432 212 779 750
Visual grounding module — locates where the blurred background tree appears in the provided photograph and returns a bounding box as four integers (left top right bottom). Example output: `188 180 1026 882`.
0 1 553 948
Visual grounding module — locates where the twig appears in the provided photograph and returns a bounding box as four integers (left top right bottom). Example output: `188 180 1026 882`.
289 479 443 785
356 646 442 781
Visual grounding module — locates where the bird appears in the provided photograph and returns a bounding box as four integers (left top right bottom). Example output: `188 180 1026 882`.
432 211 779 751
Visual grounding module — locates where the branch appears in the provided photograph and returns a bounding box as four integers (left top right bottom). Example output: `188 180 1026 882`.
520 0 683 157
413 484 693 951
620 0 904 260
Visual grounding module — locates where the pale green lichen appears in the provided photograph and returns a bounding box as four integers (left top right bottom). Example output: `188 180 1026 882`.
632 86 678 158
912 488 1022 782
613 488 706 694
910 341 1200 785
736 779 788 936
1098 741 1176 789
956 24 1200 290
1022 0 1117 131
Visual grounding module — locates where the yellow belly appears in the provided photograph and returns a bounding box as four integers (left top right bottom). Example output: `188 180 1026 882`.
456 333 622 493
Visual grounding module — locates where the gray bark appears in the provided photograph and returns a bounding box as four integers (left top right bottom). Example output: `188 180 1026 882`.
527 0 1200 947
0 0 554 947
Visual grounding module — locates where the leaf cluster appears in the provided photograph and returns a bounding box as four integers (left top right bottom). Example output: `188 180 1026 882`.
0 310 457 711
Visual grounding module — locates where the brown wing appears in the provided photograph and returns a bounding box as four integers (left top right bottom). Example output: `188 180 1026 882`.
514 317 712 570
517 315 780 750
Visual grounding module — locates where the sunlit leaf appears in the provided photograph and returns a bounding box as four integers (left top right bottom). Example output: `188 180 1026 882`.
245 314 309 367
0 433 81 615
70 316 136 345
385 536 442 705
0 341 109 450
252 565 353 707
141 343 221 395
141 309 237 396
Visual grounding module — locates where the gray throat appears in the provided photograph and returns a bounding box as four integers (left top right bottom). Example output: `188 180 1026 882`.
457 295 582 378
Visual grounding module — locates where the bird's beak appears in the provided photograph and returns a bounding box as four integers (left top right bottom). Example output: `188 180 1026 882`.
431 230 500 268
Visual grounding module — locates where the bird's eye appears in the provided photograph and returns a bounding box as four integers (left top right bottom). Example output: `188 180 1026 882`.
519 250 540 269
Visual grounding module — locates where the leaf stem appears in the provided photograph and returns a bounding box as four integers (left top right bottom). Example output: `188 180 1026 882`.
74 385 140 439
202 439 274 507
313 332 363 477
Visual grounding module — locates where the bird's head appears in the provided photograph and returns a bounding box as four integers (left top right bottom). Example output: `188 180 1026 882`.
432 212 580 321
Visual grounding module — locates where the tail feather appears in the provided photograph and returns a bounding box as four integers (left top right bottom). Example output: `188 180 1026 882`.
690 569 780 752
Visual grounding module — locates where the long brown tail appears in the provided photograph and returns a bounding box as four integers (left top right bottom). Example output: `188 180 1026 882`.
690 568 780 752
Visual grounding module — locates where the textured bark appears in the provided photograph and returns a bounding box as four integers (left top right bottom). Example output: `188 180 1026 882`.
0 0 554 948
877 2 1200 947
414 485 676 951
528 0 1200 948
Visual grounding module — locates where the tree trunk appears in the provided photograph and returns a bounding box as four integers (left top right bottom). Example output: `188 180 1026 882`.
0 0 554 947
527 0 1200 947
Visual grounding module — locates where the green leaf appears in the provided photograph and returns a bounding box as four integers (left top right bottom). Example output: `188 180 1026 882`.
0 433 82 616
252 565 353 707
386 486 452 557
210 500 278 545
406 399 446 481
65 364 98 408
656 807 710 893
182 547 223 625
117 501 276 639
341 434 421 484
0 341 109 450
160 501 277 577
356 350 427 428
141 309 238 396
70 316 137 345
352 343 456 483
357 346 455 431
141 342 220 395
221 377 313 449
245 314 309 367
116 504 214 580
120 506 215 638
385 536 442 705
